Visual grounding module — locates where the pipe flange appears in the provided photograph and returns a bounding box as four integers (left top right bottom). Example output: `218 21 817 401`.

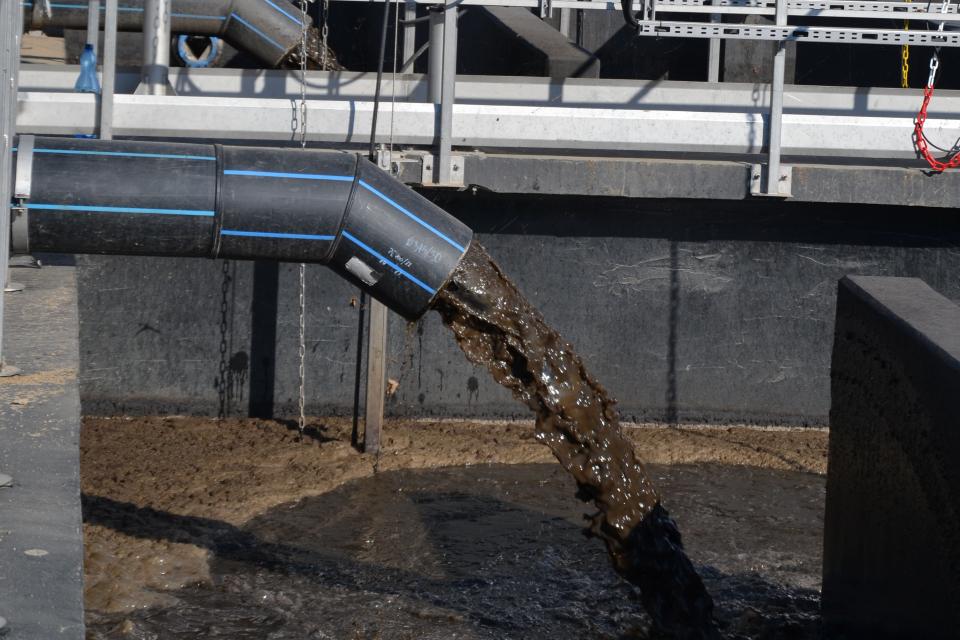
11 135 34 254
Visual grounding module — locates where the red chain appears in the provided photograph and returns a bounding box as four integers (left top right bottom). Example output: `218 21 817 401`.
915 84 960 171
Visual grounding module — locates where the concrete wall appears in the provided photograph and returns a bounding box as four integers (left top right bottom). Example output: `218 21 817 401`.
822 276 960 637
75 195 960 425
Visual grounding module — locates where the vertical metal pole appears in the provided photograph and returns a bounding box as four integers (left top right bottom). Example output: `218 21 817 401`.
363 300 388 455
428 6 443 103
140 0 171 95
0 0 22 375
766 0 787 195
100 0 118 139
86 0 100 49
707 13 721 82
559 8 572 38
437 0 457 184
403 0 416 70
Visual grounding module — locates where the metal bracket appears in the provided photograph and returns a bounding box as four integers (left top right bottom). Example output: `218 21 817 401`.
420 153 465 187
12 135 32 254
750 163 792 198
539 0 553 19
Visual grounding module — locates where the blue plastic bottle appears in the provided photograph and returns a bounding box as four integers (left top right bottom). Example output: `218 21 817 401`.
74 44 101 94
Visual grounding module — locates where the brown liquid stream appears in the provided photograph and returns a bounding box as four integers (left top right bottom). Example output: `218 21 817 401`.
433 243 719 639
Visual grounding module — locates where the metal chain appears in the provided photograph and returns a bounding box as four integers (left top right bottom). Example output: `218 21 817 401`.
297 0 311 438
901 0 910 88
321 0 330 69
913 0 959 171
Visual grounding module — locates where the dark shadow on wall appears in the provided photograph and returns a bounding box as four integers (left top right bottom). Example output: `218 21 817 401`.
248 261 280 418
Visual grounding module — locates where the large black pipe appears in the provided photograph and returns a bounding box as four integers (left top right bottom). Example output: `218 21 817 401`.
10 136 472 320
22 0 306 67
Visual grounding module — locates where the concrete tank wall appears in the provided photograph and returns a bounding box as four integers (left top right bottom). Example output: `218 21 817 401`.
74 194 960 425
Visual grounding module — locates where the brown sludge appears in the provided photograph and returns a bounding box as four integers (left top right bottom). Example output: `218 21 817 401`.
434 243 718 639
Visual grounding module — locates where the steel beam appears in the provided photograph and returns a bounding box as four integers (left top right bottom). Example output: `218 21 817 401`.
1 0 22 376
138 0 173 95
438 0 458 184
100 0 118 138
19 66 960 116
17 90 958 162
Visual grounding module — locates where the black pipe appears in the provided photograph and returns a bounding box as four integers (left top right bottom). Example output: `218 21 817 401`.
22 0 307 67
11 136 472 320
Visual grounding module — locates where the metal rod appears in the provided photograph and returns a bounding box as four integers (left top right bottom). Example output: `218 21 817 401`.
0 0 22 375
404 0 417 69
86 0 101 48
438 0 458 184
101 0 118 139
363 300 388 454
708 13 721 81
428 6 444 103
766 0 786 194
140 0 171 95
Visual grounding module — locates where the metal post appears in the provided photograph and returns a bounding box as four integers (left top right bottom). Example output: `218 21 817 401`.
403 0 417 70
363 300 388 455
707 13 721 82
766 0 787 195
428 6 444 103
0 0 22 376
559 8 572 38
138 0 172 96
100 0 118 139
86 0 100 49
438 0 457 184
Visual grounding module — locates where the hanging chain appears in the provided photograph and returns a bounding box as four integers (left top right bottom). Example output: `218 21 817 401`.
913 0 959 171
901 0 910 88
321 0 330 69
297 0 311 438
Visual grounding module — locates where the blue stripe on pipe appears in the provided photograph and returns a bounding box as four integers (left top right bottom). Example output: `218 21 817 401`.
33 148 215 161
357 179 466 253
171 13 226 20
26 203 215 217
223 169 353 181
46 3 224 17
221 229 335 241
261 0 302 24
229 13 284 50
342 231 436 295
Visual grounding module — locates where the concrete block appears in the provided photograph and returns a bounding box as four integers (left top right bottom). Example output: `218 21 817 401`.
823 275 960 638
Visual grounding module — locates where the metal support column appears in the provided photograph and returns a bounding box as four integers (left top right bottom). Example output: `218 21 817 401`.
363 300 388 455
708 13 721 82
437 0 458 184
0 0 21 376
428 6 444 103
85 0 100 49
763 0 790 196
137 0 173 95
100 0 118 139
403 0 417 70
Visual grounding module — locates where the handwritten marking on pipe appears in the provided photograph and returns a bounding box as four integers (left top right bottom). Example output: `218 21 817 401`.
224 169 353 181
26 203 215 217
32 148 215 161
221 229 335 241
342 231 436 295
